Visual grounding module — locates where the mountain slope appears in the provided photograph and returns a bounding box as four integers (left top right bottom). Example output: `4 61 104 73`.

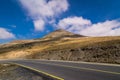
42 29 84 40
0 30 120 64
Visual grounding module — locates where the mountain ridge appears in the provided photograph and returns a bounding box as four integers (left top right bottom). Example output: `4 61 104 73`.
0 29 120 64
36 29 84 40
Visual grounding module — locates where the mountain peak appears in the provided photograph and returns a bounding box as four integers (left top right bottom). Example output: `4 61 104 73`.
43 29 84 40
54 29 67 32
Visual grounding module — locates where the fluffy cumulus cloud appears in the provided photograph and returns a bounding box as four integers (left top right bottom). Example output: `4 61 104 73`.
19 0 120 36
19 0 69 31
57 16 120 36
57 16 92 32
33 19 45 31
80 20 120 36
0 28 15 39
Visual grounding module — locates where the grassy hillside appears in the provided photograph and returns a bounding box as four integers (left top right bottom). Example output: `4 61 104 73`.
0 35 120 64
27 36 120 64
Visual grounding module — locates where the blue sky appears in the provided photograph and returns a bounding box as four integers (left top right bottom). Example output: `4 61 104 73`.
0 0 120 43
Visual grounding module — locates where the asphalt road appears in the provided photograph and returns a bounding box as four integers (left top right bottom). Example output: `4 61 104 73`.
1 60 120 80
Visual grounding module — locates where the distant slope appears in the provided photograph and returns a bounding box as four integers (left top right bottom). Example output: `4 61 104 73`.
0 30 120 64
42 29 84 40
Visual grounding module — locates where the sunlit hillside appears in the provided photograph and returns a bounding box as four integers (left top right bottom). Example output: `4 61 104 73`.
0 30 120 64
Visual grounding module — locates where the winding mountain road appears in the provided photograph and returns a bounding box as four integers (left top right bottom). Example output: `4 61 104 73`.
1 60 120 80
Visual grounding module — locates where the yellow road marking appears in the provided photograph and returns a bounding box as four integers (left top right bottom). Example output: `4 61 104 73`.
10 62 64 80
24 61 120 75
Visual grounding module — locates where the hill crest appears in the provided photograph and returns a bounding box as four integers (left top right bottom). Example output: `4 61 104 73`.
43 29 84 40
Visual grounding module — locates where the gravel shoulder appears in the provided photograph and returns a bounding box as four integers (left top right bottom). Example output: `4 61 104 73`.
0 64 46 80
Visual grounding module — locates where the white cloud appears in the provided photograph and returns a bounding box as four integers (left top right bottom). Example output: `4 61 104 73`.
57 16 92 34
80 20 120 36
19 0 69 31
34 19 45 31
57 16 120 36
0 28 15 39
8 25 16 28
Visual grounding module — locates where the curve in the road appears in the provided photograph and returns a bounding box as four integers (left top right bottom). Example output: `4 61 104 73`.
11 62 64 80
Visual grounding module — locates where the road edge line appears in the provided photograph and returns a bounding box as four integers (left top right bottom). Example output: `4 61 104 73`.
10 62 64 80
30 61 120 75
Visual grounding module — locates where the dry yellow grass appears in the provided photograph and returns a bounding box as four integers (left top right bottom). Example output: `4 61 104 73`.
0 36 120 64
43 36 120 51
